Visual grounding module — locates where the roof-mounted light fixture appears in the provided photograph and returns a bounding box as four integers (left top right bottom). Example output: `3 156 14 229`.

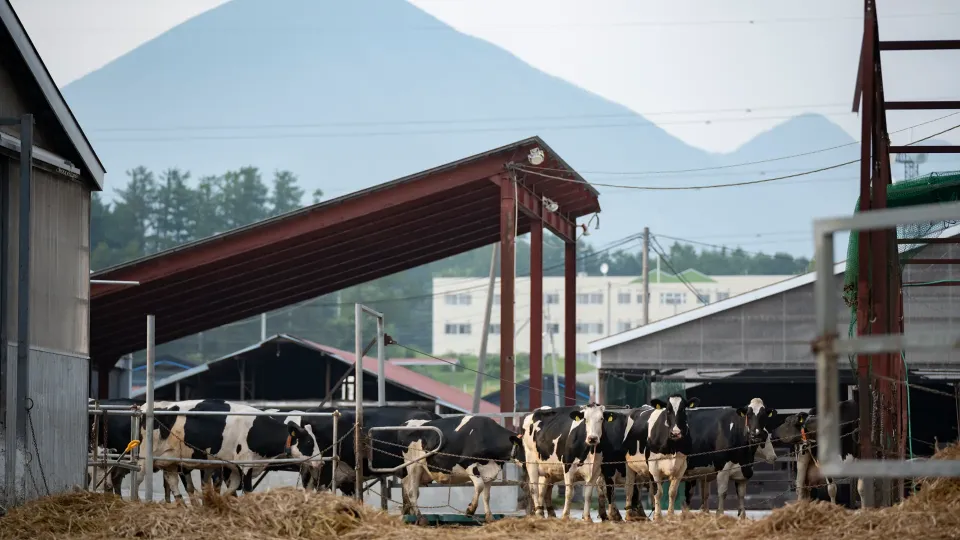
542 196 559 213
527 147 545 166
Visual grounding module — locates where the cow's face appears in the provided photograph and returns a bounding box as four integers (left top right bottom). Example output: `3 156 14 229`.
285 422 316 461
650 395 699 441
509 433 525 464
756 433 777 464
736 398 777 444
772 412 809 445
569 403 606 446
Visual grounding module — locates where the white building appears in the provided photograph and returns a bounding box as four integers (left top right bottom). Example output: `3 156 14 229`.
432 270 794 364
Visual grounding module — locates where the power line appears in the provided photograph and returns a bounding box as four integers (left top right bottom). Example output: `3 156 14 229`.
650 237 708 305
533 111 960 176
514 120 960 191
86 102 856 133
653 233 811 257
89 111 864 143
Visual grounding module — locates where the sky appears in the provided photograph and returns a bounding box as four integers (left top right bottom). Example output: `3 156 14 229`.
10 0 960 155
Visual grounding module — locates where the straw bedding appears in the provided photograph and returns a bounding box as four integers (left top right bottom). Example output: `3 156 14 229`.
4 444 960 540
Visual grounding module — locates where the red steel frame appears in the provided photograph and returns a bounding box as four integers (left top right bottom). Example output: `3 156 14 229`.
853 0 960 503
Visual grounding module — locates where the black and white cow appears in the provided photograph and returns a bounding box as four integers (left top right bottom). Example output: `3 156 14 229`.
773 399 862 506
398 415 523 522
622 394 700 520
300 406 441 496
87 398 197 501
135 399 316 501
521 403 622 521
679 399 779 519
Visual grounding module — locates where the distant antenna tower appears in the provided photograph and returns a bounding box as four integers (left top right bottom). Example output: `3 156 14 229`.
895 152 927 181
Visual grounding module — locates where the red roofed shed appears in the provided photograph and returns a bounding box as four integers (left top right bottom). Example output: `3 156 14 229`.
91 137 600 415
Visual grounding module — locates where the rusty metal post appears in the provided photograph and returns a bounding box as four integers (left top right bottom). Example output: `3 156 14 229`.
564 241 577 405
855 0 877 509
499 175 516 428
529 218 544 410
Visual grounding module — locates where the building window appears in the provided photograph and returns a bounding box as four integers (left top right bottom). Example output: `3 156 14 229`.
444 293 472 306
341 375 356 401
489 324 500 334
716 291 730 301
697 292 711 305
444 323 472 335
660 292 686 305
576 322 603 334
546 293 560 305
617 292 631 304
546 323 560 335
577 293 603 305
590 293 604 304
616 320 632 333
636 293 644 304
576 293 590 305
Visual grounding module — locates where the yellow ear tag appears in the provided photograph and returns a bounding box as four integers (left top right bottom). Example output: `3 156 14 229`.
738 411 745 417
798 418 805 424
606 416 613 422
768 411 774 417
654 404 661 410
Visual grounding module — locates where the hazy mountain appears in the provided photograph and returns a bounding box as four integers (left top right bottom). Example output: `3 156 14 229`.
63 0 876 256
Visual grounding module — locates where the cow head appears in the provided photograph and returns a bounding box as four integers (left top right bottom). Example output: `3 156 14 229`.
284 422 315 459
509 433 525 464
599 410 629 452
650 395 699 441
569 403 606 446
755 432 778 464
735 398 777 444
772 411 810 446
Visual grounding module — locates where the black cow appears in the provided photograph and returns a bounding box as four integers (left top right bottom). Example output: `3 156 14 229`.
300 406 441 497
137 399 316 501
520 403 622 521
679 400 779 519
397 415 523 522
622 394 699 520
773 399 862 505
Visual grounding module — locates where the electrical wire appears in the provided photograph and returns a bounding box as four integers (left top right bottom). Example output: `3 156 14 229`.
650 237 708 305
652 233 811 258
531 111 960 176
513 120 960 191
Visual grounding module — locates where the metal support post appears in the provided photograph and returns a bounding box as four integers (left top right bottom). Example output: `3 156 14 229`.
129 413 140 501
331 411 339 494
473 245 498 413
642 227 650 325
144 315 156 501
377 317 385 407
564 241 577 405
499 176 516 427
530 219 544 410
354 303 364 500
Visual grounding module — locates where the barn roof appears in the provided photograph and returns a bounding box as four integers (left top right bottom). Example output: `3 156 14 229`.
130 333 498 414
589 222 960 354
90 137 599 368
0 0 105 188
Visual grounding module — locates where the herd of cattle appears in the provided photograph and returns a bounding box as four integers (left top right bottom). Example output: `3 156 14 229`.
87 395 863 522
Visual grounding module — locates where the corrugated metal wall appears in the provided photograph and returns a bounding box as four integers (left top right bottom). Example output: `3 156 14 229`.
600 272 852 371
3 164 90 356
600 242 960 371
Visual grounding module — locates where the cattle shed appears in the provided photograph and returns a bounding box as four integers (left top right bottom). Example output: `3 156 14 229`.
591 224 960 456
0 0 107 508
90 137 601 417
481 375 591 410
128 334 499 414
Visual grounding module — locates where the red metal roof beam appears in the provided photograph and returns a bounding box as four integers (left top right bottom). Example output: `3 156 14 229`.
879 40 960 51
889 146 959 153
885 101 960 110
491 174 577 243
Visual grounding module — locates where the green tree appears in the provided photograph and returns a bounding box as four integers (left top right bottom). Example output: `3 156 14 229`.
153 168 194 251
311 188 324 205
270 170 305 216
219 166 269 230
191 175 225 240
114 166 157 253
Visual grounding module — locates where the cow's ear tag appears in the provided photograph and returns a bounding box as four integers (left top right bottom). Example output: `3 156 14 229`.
798 417 804 425
606 415 613 422
738 410 745 417
687 402 696 409
654 404 661 410
768 411 774 417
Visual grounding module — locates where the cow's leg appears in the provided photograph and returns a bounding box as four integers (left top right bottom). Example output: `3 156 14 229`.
465 465 482 517
604 476 621 522
682 480 692 514
699 476 710 513
477 461 500 522
180 469 200 505
649 478 663 520
856 477 864 509
537 479 552 518
624 467 638 520
735 479 748 519
545 482 557 517
795 448 809 501
827 478 838 504
667 477 681 517
525 461 545 518
716 468 730 516
581 477 595 522
401 469 426 525
223 467 243 497
162 468 185 504
560 466 577 520
595 476 608 521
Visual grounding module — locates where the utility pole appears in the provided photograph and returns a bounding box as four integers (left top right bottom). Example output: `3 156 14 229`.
642 227 650 325
473 244 499 413
545 302 561 407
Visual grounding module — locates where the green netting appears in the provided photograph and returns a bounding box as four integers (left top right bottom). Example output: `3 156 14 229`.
603 374 687 408
842 170 960 328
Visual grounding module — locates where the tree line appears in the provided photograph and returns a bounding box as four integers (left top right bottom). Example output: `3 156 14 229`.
94 166 811 363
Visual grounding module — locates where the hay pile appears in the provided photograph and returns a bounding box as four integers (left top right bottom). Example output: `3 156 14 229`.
3 444 960 539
